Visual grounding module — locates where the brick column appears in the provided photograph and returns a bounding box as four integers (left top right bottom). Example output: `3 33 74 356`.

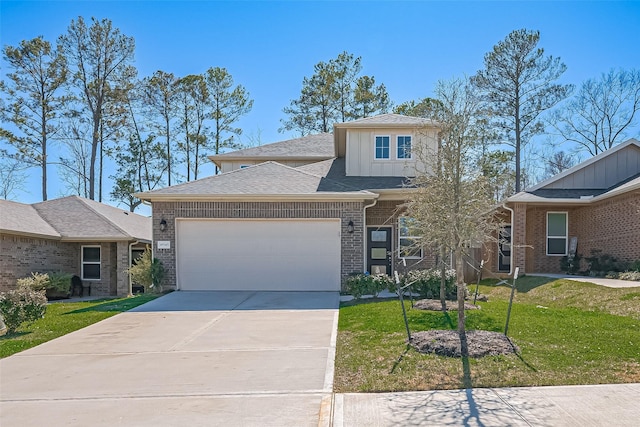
512 203 527 274
116 241 130 296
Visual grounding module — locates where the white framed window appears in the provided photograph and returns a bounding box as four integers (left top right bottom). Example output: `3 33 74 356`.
398 217 423 259
547 212 568 256
374 136 390 159
82 245 101 280
397 135 412 159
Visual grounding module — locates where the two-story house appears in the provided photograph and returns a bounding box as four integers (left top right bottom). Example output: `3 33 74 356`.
136 114 440 291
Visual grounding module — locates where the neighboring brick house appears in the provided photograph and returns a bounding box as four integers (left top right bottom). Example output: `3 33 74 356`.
136 114 441 292
0 196 151 296
486 138 640 277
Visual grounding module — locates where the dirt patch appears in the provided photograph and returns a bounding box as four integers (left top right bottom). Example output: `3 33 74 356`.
410 330 519 358
413 299 480 311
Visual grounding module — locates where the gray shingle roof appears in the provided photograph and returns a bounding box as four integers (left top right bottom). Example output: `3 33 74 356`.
334 113 438 127
211 133 334 159
0 196 151 241
0 199 60 237
298 158 411 191
136 161 377 198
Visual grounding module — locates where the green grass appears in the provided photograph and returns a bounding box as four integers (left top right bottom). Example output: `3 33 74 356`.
335 277 640 392
0 294 158 358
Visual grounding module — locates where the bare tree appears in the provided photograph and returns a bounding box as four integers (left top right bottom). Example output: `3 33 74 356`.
550 68 640 156
406 77 497 356
58 16 135 200
0 157 28 200
544 150 575 179
0 36 67 201
473 29 572 193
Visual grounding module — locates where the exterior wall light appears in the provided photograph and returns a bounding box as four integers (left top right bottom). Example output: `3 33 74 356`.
347 220 354 234
159 219 167 232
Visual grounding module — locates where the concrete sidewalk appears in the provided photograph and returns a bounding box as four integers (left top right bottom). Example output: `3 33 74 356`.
332 383 640 426
529 273 640 289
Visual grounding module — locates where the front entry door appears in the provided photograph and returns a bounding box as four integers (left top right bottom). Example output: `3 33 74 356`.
498 226 511 272
367 227 392 275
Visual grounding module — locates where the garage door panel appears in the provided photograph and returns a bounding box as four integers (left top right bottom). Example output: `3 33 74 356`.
176 219 341 291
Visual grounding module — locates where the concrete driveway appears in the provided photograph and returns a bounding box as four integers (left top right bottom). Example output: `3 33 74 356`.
0 291 339 427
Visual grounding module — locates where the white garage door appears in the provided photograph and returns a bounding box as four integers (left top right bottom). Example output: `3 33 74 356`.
176 219 341 291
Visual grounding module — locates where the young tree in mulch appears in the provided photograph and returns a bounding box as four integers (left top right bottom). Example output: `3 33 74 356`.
405 76 508 358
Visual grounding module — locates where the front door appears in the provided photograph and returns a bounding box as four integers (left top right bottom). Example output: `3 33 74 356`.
498 226 511 272
367 227 392 275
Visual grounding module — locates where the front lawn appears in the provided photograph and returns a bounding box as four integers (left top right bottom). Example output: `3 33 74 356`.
0 294 158 358
334 277 640 392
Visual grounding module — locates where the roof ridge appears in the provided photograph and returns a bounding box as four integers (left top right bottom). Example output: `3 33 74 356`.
72 196 131 238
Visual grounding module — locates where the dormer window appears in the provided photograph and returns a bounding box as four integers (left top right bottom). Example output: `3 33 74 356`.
397 136 412 159
375 136 390 159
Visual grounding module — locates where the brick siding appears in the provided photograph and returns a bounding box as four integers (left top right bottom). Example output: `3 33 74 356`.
0 234 78 293
0 234 132 297
488 191 640 275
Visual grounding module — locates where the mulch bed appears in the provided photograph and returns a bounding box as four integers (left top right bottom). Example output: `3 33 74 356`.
413 299 480 311
410 330 519 358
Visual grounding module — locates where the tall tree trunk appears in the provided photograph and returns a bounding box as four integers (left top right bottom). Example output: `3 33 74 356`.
439 246 447 312
41 132 47 201
89 120 99 200
455 247 468 357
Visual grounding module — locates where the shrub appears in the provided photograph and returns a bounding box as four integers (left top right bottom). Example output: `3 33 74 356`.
402 268 457 300
47 272 73 293
618 271 640 281
16 272 72 299
16 272 50 291
585 250 628 275
559 254 582 275
628 260 640 272
127 248 166 293
344 273 393 299
0 285 47 334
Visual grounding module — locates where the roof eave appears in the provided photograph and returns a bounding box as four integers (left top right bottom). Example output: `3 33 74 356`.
135 192 378 203
0 229 61 240
208 155 334 167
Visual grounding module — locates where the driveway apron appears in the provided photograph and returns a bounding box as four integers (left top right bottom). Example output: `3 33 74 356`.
0 291 340 427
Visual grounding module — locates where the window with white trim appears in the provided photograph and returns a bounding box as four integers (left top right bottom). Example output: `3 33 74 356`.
82 246 101 280
399 217 423 259
397 135 412 159
547 212 568 256
374 136 390 159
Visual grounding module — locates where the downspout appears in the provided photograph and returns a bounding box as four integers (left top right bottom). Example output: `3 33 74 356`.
362 197 379 272
502 203 515 276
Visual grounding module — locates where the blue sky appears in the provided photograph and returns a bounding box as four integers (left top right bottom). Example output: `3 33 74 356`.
1 1 640 208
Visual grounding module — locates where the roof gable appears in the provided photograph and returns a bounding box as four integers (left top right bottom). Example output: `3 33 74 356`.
530 139 640 191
